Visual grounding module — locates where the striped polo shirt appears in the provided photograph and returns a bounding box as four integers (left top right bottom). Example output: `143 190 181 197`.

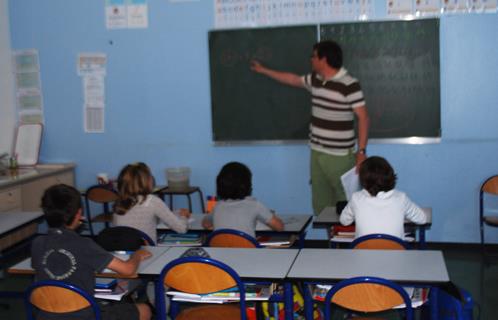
302 67 365 156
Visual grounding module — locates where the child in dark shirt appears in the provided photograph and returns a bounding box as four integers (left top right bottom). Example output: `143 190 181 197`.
31 184 152 320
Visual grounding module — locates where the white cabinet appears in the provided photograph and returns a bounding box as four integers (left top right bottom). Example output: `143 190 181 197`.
0 164 75 212
0 187 22 212
21 171 74 211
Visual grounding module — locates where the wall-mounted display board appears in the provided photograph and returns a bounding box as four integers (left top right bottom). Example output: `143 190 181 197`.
320 18 440 139
209 25 317 142
209 19 440 143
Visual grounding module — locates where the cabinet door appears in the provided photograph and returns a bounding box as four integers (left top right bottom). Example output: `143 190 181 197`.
21 171 75 211
0 187 22 212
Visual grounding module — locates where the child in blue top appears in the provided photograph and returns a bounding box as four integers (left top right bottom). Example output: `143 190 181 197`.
202 162 284 237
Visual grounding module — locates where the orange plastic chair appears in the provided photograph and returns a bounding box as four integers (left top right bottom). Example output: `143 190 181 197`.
205 229 261 248
25 280 101 320
351 233 408 250
480 175 498 253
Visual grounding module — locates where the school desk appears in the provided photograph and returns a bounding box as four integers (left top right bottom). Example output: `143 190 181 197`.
157 213 312 248
138 247 299 320
0 211 43 278
0 211 43 249
7 245 171 278
286 248 449 320
313 207 432 248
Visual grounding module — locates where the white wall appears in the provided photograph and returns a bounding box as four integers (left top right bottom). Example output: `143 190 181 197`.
0 0 15 155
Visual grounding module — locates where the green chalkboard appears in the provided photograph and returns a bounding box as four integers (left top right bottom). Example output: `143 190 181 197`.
209 19 440 142
320 19 440 139
209 26 317 142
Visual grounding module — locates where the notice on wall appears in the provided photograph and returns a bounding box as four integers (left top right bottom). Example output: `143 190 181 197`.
387 0 413 16
415 0 441 15
214 0 374 29
106 0 127 29
77 53 107 133
77 53 107 77
127 0 148 28
12 49 44 124
105 0 148 29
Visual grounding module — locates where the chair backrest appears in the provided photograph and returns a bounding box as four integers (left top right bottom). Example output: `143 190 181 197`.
351 233 408 250
95 226 155 251
157 256 247 320
25 280 101 320
481 175 498 196
324 276 413 320
205 228 261 248
85 184 119 204
480 175 498 218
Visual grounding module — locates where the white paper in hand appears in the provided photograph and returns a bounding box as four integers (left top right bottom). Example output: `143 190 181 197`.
340 167 360 201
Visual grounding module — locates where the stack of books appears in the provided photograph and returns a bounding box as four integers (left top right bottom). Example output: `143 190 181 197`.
158 233 202 246
257 235 296 247
167 283 274 303
94 278 128 301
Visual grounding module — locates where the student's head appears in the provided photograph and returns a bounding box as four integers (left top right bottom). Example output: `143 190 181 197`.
41 184 82 228
115 162 153 215
312 40 343 69
359 156 397 197
216 162 252 200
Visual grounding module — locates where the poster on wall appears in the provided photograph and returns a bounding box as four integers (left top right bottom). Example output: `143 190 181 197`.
387 0 413 16
77 53 107 133
12 49 44 124
105 0 149 29
127 0 148 28
106 0 127 29
214 0 374 29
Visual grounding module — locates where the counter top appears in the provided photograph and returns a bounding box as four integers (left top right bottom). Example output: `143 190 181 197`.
0 163 76 189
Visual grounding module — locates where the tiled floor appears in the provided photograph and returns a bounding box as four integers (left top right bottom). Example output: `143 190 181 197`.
1 243 497 319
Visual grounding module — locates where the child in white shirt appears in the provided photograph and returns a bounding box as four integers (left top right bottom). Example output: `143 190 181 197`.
340 156 427 239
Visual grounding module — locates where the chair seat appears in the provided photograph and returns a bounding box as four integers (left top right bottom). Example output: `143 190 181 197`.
483 216 498 226
176 304 243 320
91 213 113 223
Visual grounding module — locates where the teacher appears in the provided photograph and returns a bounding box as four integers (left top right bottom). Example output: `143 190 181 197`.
251 40 369 215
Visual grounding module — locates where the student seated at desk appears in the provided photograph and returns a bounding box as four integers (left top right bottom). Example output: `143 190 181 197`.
113 162 190 243
32 184 152 320
202 161 284 237
339 156 428 239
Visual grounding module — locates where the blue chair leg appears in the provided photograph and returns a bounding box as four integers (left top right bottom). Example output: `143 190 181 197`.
303 283 314 320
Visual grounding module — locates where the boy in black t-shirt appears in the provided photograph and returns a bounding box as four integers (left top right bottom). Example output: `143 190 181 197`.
31 184 152 320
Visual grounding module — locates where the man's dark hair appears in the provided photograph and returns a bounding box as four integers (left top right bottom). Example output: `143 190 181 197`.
359 156 397 197
41 184 82 228
313 40 343 69
216 162 252 200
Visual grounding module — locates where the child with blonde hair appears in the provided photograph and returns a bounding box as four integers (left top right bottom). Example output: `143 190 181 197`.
113 162 189 243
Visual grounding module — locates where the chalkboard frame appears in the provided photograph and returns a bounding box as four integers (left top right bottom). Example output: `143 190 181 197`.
209 18 441 145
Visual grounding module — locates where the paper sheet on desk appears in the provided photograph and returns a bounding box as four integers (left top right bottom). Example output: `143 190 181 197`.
340 167 360 201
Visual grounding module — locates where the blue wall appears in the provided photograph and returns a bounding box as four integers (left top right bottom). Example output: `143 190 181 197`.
8 0 498 242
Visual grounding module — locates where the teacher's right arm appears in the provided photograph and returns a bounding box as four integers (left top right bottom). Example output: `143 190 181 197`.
251 60 304 88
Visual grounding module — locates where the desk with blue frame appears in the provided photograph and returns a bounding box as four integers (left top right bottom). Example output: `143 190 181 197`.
287 248 449 320
157 213 312 248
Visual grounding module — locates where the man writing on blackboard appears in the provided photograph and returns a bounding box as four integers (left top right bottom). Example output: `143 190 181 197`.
251 40 369 215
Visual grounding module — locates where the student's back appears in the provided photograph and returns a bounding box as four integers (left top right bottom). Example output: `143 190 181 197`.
339 156 427 239
202 162 284 236
211 196 274 238
32 184 152 320
341 189 426 239
113 162 189 243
